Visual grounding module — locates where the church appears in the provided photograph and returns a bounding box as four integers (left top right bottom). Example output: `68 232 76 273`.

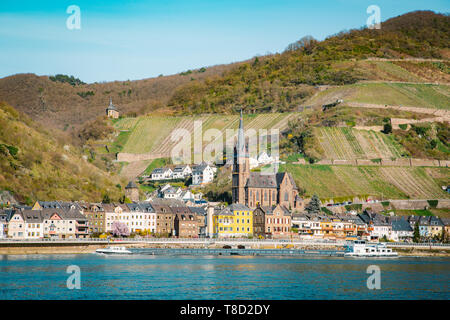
231 110 303 211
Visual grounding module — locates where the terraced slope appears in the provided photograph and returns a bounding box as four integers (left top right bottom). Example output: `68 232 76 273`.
314 127 406 160
306 83 450 110
114 113 298 156
281 164 450 200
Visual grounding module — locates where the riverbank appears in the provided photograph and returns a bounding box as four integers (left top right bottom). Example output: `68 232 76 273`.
1 243 449 256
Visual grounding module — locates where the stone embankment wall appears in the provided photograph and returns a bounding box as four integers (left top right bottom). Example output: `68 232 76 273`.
293 158 450 167
326 199 450 214
116 152 166 162
346 102 450 119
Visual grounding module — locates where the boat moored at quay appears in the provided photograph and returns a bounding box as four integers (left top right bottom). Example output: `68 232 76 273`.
344 240 398 257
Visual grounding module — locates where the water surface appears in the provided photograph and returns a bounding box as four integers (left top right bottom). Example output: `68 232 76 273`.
0 254 448 299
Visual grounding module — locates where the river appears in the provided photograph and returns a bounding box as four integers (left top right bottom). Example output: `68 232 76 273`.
0 254 448 299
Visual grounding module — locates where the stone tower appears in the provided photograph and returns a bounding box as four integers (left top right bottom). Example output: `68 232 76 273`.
125 181 139 202
232 109 250 204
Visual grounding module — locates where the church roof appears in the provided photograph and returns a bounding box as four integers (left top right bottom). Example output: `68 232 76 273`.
106 98 117 111
275 172 298 190
246 172 277 188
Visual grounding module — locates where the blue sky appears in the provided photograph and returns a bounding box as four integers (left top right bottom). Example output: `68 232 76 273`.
0 0 448 83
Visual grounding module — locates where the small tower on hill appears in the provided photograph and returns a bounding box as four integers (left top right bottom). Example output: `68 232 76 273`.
106 98 119 118
125 181 139 202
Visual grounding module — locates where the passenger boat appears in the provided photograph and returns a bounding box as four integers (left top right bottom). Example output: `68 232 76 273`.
95 246 132 254
344 240 398 257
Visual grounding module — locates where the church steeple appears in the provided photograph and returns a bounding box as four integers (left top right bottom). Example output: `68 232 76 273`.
237 108 246 158
232 108 250 204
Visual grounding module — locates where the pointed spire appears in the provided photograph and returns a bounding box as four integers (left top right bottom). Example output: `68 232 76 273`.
109 97 113 106
237 108 246 157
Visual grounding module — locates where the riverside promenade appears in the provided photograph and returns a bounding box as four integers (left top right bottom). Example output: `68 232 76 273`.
1 238 450 249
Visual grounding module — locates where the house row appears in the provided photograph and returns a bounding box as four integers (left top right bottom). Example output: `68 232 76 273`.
1 199 448 242
0 199 208 239
7 208 88 239
150 163 216 185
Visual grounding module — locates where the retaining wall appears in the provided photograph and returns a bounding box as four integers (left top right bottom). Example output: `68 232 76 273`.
301 158 449 168
117 152 166 162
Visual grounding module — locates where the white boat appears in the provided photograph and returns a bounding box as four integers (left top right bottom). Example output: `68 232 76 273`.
344 240 398 257
96 246 132 254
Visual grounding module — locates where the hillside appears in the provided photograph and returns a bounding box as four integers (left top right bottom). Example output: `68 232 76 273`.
0 11 448 134
167 11 450 114
283 164 450 200
0 63 241 131
305 83 450 109
0 102 125 204
108 112 297 156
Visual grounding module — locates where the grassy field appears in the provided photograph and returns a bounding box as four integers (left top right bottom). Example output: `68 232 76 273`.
280 164 450 200
113 112 299 155
314 127 406 159
306 83 450 109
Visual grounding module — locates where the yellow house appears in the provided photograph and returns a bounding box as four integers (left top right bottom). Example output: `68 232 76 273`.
213 204 253 238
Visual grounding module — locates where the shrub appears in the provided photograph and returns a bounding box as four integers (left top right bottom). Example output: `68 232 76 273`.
383 123 392 134
427 200 438 208
399 124 408 130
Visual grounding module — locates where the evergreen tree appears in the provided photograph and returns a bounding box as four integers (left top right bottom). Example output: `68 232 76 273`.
413 220 420 243
305 194 321 214
102 194 111 204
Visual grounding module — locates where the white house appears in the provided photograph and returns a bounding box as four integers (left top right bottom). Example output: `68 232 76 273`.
105 203 156 234
163 187 183 199
0 210 10 238
370 220 392 241
41 209 88 239
257 152 274 165
192 163 215 185
181 190 196 202
172 165 192 179
151 168 173 180
8 210 44 239
249 157 259 169
126 203 157 233
391 219 413 242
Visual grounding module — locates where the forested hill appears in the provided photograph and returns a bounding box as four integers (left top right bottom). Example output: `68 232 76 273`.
0 10 448 132
0 102 124 204
167 11 450 114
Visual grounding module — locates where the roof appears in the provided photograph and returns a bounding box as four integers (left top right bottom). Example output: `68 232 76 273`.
258 205 290 216
193 163 210 172
106 98 117 111
429 216 444 226
38 201 61 209
246 172 277 188
173 165 190 172
229 203 250 211
215 203 251 216
21 210 43 223
188 207 206 215
275 172 298 189
40 208 87 221
152 167 172 174
392 219 413 232
125 181 138 189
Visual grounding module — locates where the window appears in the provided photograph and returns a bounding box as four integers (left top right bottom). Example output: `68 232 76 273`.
284 192 288 201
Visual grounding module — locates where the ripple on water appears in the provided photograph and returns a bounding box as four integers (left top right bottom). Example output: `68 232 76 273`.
0 254 449 299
